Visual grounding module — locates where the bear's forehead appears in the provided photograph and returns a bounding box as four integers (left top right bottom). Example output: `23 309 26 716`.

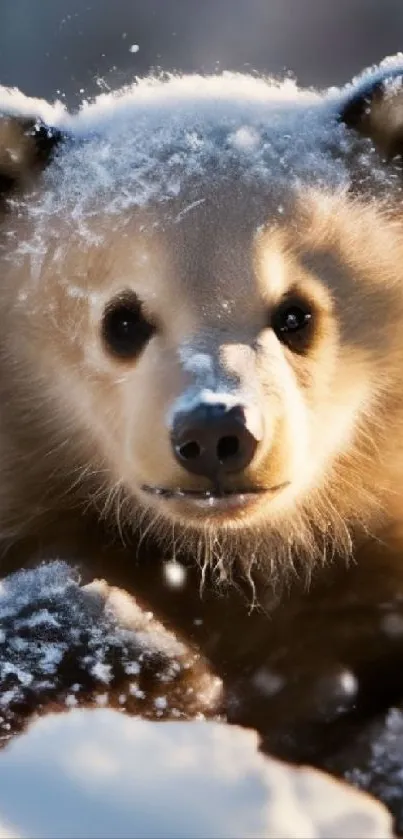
53 102 347 215
8 71 402 263
25 75 352 231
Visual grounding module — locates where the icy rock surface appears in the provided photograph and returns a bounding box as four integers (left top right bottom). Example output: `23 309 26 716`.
0 710 393 839
0 561 221 740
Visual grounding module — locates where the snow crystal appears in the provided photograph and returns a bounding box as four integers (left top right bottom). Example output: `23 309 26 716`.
129 44 139 54
229 126 261 151
1 663 33 687
0 691 17 710
125 661 141 676
179 349 214 375
91 662 112 685
15 608 60 629
174 197 206 222
129 683 145 700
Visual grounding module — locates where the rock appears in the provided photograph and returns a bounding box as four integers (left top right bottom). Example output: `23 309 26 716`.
0 561 222 741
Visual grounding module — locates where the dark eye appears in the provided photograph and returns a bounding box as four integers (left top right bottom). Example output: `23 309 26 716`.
271 297 314 353
102 293 156 360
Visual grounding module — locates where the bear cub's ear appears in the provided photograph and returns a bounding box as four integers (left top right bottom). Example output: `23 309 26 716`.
0 115 63 196
340 64 403 160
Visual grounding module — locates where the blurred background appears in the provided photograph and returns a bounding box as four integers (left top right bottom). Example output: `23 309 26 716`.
0 0 403 107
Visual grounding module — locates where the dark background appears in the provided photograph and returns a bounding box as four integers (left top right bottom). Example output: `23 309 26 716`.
0 0 403 107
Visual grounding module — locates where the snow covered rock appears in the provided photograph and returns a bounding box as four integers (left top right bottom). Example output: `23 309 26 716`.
0 561 221 741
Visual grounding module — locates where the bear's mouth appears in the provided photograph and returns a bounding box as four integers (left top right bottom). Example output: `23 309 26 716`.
141 483 289 513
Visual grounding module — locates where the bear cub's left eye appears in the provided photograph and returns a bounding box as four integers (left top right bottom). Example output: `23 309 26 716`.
101 292 156 360
271 297 314 353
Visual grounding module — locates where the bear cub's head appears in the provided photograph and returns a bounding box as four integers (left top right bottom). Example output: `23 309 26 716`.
1 59 403 574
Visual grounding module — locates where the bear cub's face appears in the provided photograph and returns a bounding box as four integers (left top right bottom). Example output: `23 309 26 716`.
2 61 403 562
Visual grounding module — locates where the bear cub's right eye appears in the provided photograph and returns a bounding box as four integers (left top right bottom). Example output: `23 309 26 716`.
271 296 314 354
101 292 156 360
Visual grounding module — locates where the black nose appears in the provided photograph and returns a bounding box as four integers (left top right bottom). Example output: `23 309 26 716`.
171 402 261 481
